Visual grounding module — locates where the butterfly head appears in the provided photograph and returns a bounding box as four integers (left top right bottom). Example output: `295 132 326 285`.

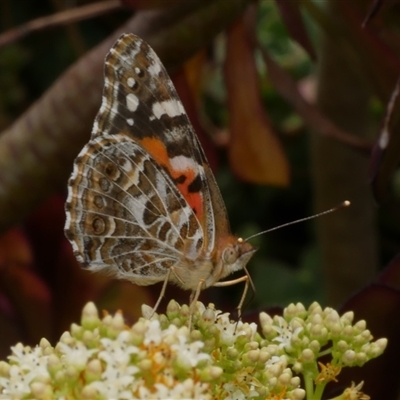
218 237 257 279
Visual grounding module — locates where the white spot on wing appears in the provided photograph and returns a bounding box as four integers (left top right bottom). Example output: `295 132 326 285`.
127 77 136 88
98 95 108 114
126 93 139 112
147 51 162 75
152 99 185 119
91 120 99 135
64 209 71 229
127 118 134 126
170 155 199 173
148 62 161 76
69 161 80 182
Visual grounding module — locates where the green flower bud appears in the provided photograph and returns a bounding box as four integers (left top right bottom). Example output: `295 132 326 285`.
301 349 315 363
342 349 356 364
30 381 53 398
341 311 354 325
199 366 223 381
81 384 98 399
166 299 180 319
81 302 100 330
291 387 306 399
226 347 239 360
85 359 102 382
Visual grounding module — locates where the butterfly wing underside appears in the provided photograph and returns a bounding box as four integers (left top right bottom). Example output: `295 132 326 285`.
65 34 231 286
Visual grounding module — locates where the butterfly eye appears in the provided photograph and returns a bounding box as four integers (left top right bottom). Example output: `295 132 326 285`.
222 245 238 265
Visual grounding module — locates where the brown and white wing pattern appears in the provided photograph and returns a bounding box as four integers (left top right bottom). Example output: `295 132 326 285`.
64 34 232 288
91 34 231 255
65 132 204 286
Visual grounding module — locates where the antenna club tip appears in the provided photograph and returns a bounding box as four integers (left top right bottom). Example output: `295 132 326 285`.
342 200 351 207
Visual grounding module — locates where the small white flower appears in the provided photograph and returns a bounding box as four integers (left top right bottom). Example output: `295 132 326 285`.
191 380 212 400
272 317 303 351
100 333 139 368
168 378 198 398
214 312 239 345
223 382 247 400
8 343 49 379
88 379 134 400
143 320 163 346
266 355 288 378
266 355 282 366
161 324 180 346
171 336 210 368
0 364 36 398
137 384 152 399
99 332 140 382
58 341 97 370
238 322 258 340
153 382 171 398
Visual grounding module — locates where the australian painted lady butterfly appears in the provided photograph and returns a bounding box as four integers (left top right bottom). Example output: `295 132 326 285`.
64 34 256 314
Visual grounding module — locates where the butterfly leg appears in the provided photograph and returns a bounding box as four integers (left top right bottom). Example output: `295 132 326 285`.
213 275 249 319
150 267 173 317
235 276 251 320
188 279 206 328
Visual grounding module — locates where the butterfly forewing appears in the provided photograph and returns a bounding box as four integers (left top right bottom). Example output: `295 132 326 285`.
94 34 232 253
65 34 233 289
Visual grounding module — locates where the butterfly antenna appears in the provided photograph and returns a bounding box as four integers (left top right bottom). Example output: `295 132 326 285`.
244 200 351 242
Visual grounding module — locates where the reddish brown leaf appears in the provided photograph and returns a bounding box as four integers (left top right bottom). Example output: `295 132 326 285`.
275 0 316 60
224 17 290 186
183 50 207 100
0 264 51 344
0 228 32 268
334 2 400 99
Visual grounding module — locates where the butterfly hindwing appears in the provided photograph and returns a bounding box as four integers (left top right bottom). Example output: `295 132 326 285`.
65 133 206 285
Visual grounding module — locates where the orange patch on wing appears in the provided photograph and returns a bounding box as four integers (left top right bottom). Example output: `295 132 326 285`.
176 167 203 220
140 137 170 167
139 137 203 220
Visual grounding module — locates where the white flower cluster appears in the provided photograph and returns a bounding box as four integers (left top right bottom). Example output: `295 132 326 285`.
0 301 387 400
0 303 215 400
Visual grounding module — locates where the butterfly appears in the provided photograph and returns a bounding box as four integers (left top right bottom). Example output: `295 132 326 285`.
64 33 257 316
